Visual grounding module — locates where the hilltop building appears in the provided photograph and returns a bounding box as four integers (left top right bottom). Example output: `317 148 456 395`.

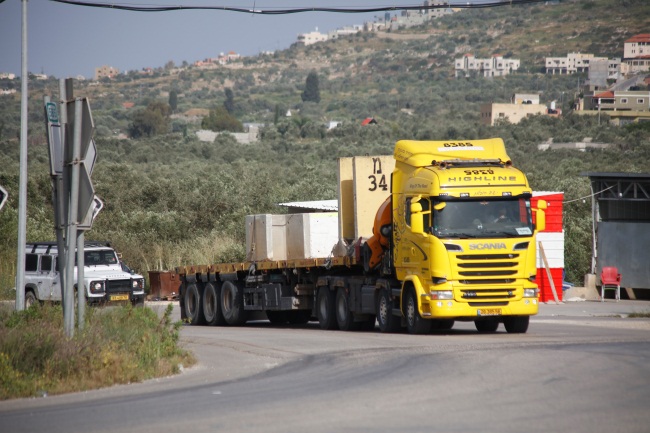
194 52 241 69
480 93 560 126
585 58 625 90
297 28 328 46
576 90 650 126
455 54 520 78
544 52 616 75
94 65 119 80
296 1 454 46
623 33 650 73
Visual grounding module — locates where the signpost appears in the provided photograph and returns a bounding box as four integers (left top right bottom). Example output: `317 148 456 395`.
44 80 100 337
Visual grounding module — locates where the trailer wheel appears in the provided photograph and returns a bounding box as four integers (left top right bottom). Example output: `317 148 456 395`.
220 280 248 326
203 282 226 326
404 289 431 334
266 311 288 325
287 310 311 324
376 288 401 333
335 288 359 331
475 318 499 333
316 288 338 330
184 283 206 326
503 316 529 333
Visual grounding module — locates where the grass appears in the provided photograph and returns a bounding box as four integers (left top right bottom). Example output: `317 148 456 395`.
627 311 650 319
0 302 195 400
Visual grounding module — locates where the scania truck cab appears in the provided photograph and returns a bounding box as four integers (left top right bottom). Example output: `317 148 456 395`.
381 138 546 333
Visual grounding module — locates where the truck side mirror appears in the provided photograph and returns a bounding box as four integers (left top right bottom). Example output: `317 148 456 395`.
410 202 424 234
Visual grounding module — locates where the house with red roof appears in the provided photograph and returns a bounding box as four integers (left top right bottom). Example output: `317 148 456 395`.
623 33 650 73
578 89 650 125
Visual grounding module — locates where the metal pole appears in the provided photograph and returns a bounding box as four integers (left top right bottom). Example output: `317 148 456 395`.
57 79 70 319
15 0 29 311
77 232 85 330
64 98 83 338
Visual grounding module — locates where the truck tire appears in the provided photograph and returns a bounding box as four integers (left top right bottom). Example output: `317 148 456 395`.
316 288 338 330
184 283 206 325
475 318 499 333
203 282 227 326
25 290 38 309
376 288 401 333
335 288 359 331
220 280 248 326
503 316 529 333
404 289 431 334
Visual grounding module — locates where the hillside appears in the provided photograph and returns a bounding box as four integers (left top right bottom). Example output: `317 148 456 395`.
0 0 649 291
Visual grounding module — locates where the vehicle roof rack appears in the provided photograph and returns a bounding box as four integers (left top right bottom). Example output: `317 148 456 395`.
26 241 112 254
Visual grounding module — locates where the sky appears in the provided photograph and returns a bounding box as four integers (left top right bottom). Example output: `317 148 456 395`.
0 0 472 80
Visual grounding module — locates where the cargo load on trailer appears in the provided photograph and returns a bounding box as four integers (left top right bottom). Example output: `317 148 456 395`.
176 138 547 334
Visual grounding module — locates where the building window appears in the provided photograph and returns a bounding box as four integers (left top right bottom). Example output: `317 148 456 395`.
638 99 645 104
621 98 628 104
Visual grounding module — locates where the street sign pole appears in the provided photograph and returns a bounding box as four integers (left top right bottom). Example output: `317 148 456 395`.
57 79 71 330
64 98 84 338
77 231 85 330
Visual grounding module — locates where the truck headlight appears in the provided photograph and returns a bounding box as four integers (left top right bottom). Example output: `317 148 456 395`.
429 290 453 300
133 279 144 290
524 288 538 298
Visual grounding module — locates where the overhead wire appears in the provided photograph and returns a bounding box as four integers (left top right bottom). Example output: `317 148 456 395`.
49 0 552 14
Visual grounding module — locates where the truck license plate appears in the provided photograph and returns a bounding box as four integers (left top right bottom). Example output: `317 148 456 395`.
477 308 501 316
110 294 129 302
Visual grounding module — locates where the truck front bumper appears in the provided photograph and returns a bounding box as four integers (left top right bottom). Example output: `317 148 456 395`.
419 296 539 320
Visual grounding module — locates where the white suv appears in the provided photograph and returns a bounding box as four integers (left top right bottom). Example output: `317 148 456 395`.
23 241 145 307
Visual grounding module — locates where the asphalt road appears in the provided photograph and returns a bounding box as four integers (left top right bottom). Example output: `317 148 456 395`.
1 300 649 433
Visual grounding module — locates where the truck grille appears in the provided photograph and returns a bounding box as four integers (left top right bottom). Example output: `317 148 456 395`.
106 280 132 293
453 253 521 302
456 253 519 277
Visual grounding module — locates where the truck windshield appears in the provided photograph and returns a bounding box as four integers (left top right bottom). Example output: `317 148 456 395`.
78 250 119 266
432 198 534 238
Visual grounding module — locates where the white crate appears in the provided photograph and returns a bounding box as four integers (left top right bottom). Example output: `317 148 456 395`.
246 213 338 261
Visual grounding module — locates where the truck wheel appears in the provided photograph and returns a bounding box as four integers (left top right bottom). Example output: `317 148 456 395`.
266 311 288 325
220 280 248 326
503 316 529 333
203 282 226 326
475 318 499 333
316 288 338 330
335 288 359 331
25 290 38 309
286 310 311 325
376 288 401 333
184 283 206 326
404 289 431 334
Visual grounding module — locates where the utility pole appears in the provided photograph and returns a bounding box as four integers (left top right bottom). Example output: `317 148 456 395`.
15 0 29 312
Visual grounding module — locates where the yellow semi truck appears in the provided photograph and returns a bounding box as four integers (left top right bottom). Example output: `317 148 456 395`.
176 138 546 334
